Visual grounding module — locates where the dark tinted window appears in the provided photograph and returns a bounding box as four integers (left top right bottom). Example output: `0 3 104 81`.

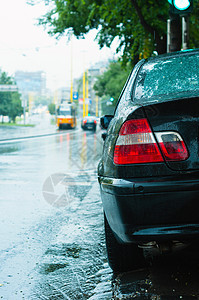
134 53 199 103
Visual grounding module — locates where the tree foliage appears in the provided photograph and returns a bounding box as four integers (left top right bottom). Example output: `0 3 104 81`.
0 72 23 123
8 93 23 123
0 73 13 119
36 0 199 64
94 61 131 100
48 102 56 115
93 60 131 114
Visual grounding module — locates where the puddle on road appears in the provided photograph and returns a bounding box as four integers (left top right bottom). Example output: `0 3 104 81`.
41 263 69 274
113 269 151 299
112 247 199 299
45 243 82 259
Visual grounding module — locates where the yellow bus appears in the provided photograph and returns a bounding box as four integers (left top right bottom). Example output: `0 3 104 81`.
56 102 77 129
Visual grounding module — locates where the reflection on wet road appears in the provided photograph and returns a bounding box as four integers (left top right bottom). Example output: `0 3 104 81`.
1 119 199 299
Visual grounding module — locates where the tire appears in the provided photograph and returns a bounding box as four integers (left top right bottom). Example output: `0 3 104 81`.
59 124 62 130
104 213 146 272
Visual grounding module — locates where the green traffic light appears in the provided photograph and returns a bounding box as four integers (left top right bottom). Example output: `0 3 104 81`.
174 0 190 10
110 97 114 102
168 0 190 10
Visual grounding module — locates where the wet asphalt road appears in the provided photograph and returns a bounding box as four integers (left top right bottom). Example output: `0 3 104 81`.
1 114 199 300
0 115 112 299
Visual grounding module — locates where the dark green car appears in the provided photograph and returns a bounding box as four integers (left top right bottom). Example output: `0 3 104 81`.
98 49 199 272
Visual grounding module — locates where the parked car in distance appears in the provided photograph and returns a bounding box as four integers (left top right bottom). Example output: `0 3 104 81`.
81 116 97 132
98 49 199 272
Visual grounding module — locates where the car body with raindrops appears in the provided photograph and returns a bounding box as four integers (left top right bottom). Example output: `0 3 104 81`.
98 49 199 272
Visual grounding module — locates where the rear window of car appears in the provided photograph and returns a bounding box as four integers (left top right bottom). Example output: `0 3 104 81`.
134 52 199 103
84 117 95 121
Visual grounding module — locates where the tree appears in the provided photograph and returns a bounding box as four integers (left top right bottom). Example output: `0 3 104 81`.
94 61 131 100
94 60 131 114
0 72 22 123
35 0 199 64
0 72 13 122
8 92 23 123
48 102 56 115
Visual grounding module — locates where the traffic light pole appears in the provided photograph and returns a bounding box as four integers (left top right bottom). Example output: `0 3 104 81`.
167 0 192 53
182 16 189 50
167 14 190 53
167 13 182 52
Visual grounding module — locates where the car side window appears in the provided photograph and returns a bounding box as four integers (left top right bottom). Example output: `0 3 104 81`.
115 61 144 117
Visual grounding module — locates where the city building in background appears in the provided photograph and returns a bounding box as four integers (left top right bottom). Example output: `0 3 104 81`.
14 71 47 112
57 87 71 104
15 71 46 95
12 59 110 117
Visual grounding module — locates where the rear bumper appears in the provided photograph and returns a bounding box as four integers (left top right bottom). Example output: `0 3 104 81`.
82 124 96 130
99 174 199 243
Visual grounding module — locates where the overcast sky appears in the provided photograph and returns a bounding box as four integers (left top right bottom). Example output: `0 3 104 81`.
0 0 117 90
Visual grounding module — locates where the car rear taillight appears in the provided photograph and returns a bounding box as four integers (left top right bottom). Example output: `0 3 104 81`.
114 119 189 165
155 132 189 161
83 120 87 124
94 120 97 124
114 119 163 164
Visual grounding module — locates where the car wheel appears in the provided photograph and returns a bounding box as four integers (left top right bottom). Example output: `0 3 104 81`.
59 124 62 130
104 213 146 272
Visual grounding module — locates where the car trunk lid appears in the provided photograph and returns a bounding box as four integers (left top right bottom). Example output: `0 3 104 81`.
143 97 199 171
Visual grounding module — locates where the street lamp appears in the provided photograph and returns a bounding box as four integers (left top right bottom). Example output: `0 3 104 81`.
83 71 86 118
70 33 73 103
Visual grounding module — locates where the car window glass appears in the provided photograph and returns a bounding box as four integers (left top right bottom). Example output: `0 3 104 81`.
134 53 199 103
115 61 144 116
59 110 71 116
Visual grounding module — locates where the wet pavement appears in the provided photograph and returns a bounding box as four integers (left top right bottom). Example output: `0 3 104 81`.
1 114 199 299
0 115 115 300
0 113 56 141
